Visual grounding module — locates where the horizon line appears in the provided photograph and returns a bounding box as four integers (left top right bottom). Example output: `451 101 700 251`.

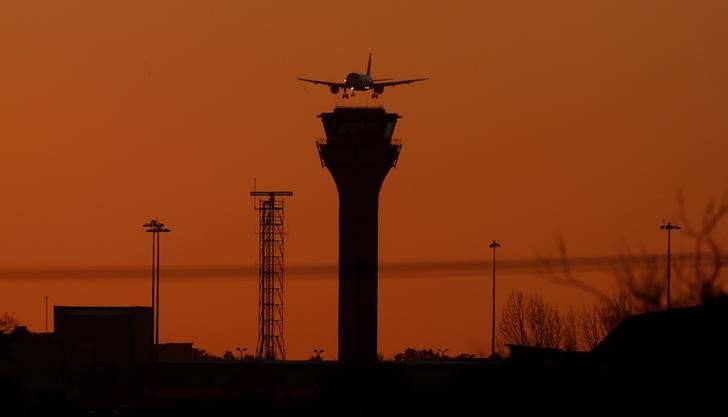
0 252 714 282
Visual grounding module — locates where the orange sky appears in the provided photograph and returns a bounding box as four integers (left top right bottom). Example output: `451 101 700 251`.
1 1 727 358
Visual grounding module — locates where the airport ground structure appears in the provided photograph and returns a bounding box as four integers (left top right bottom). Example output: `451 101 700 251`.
2 105 727 415
1 301 727 415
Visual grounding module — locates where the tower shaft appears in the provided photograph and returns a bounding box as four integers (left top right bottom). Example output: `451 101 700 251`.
317 107 401 363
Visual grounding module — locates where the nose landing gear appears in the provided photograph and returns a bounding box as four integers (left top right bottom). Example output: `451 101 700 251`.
342 89 355 99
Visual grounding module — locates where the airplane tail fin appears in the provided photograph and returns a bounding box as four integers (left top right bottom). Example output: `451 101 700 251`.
366 53 372 76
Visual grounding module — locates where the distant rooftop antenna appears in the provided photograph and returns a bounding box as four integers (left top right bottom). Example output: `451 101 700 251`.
250 191 293 360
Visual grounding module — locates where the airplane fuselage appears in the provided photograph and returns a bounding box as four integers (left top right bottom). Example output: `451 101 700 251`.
344 72 373 90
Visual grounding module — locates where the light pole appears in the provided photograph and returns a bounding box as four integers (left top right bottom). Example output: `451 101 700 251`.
488 240 501 358
143 219 158 360
436 348 448 363
44 296 48 333
313 349 324 361
660 221 680 310
236 347 248 361
143 219 172 364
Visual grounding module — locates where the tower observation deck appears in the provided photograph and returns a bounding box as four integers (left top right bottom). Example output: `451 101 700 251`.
316 106 401 363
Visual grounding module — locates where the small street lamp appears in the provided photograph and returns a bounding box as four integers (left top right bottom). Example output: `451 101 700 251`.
313 349 324 361
236 346 248 361
436 348 448 363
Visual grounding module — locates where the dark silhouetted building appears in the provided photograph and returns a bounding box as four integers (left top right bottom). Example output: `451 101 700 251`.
590 300 728 408
317 106 401 363
593 300 728 360
54 306 152 364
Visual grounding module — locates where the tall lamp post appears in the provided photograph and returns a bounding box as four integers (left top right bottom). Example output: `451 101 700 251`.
436 348 448 363
489 240 501 358
143 219 172 363
660 221 680 310
44 296 48 333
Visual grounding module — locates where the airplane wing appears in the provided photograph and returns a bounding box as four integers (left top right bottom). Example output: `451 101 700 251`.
373 78 429 87
298 78 346 87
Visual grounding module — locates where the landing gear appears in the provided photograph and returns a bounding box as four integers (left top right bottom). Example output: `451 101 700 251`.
372 93 379 99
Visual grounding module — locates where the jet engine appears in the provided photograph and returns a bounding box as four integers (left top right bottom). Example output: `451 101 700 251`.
374 86 384 94
330 85 340 94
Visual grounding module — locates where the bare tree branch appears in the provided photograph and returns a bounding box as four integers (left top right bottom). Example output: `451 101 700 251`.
562 309 577 352
579 308 601 350
613 244 664 312
538 237 607 299
499 291 530 347
676 191 728 304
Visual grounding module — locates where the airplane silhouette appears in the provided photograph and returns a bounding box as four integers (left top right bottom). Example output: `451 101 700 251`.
298 53 428 98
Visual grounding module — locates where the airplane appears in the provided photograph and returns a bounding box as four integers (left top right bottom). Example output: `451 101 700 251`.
298 53 428 98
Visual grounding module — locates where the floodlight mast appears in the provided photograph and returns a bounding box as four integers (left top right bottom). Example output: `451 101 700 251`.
250 191 293 360
143 219 171 365
660 221 680 310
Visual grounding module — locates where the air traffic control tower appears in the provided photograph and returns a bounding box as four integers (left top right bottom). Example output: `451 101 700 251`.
317 106 401 363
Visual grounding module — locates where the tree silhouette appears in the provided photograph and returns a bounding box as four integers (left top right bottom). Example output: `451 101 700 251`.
539 192 726 310
0 313 19 334
528 294 562 348
612 246 663 312
393 348 445 362
609 192 727 312
498 291 530 346
452 352 477 361
579 306 601 350
579 293 631 349
191 347 220 360
674 191 728 304
562 308 578 352
540 192 727 349
499 291 563 349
